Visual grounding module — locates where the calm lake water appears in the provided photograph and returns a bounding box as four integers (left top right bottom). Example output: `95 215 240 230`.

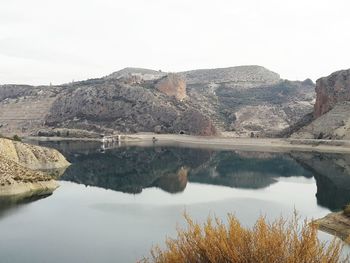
1 141 350 263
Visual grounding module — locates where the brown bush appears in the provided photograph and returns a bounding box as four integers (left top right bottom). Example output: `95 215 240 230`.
141 213 347 263
343 204 350 217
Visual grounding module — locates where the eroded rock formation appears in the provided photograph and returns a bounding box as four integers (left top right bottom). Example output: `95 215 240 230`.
156 73 187 100
292 69 350 139
0 155 58 197
0 138 69 197
314 69 350 118
0 138 70 170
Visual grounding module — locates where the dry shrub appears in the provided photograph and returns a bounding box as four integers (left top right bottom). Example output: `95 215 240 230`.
141 213 348 263
343 204 350 217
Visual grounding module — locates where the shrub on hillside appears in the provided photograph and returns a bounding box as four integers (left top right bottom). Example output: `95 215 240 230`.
141 213 347 263
13 134 21 142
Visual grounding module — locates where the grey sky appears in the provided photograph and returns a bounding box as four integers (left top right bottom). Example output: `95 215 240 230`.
1 0 349 85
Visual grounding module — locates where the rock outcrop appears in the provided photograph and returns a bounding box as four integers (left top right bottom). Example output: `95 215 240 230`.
314 69 350 118
0 138 70 170
0 138 69 198
105 67 166 81
155 73 187 100
0 155 59 197
292 69 350 139
314 212 350 243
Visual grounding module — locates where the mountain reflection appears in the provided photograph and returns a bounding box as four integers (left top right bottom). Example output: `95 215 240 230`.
0 194 51 219
34 141 350 211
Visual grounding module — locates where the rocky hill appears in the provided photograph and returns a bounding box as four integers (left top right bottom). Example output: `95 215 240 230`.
0 66 315 137
185 68 314 136
181 65 280 86
292 69 350 139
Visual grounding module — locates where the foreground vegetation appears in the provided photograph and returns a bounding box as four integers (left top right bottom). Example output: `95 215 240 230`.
141 213 347 263
343 204 350 217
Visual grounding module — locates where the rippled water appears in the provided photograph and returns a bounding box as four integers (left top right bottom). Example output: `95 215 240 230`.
1 141 350 263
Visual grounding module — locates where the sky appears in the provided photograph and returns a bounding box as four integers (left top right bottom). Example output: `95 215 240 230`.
0 0 349 85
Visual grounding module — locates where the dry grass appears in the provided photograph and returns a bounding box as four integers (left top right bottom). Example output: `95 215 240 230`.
141 213 347 263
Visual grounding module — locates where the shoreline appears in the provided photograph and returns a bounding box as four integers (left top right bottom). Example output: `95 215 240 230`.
314 212 350 243
25 134 350 154
0 181 59 197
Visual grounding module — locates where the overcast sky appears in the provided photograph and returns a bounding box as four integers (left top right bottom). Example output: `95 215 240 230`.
1 0 349 85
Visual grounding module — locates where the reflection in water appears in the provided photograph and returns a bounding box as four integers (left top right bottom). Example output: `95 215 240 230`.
1 141 350 263
0 194 51 219
33 141 350 211
292 152 350 211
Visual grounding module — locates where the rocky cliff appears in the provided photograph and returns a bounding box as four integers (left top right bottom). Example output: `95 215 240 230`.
292 69 350 139
0 66 315 137
155 73 187 100
314 69 350 118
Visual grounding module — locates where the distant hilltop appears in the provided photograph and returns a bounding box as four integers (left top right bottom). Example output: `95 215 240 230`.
105 65 280 85
0 64 318 138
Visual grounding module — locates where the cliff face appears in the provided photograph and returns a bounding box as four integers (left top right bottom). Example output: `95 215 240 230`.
292 69 350 139
314 69 350 118
156 73 186 100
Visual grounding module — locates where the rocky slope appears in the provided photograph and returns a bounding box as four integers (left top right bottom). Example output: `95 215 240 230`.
0 138 69 197
292 69 350 139
185 71 314 136
0 155 59 197
181 65 280 86
0 66 315 137
314 212 350 243
314 69 350 118
0 138 70 170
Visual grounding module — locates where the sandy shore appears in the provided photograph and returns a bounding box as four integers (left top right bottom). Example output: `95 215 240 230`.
25 134 350 154
126 134 350 154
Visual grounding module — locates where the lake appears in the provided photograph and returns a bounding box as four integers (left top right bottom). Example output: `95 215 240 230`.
1 140 350 263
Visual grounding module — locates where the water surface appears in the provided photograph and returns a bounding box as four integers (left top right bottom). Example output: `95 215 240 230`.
1 141 350 263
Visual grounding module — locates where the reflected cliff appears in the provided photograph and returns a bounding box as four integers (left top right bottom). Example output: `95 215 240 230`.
32 141 350 211
292 152 350 211
0 194 51 219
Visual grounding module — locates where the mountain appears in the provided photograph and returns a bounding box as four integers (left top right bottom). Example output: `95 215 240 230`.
292 69 350 139
0 65 315 137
